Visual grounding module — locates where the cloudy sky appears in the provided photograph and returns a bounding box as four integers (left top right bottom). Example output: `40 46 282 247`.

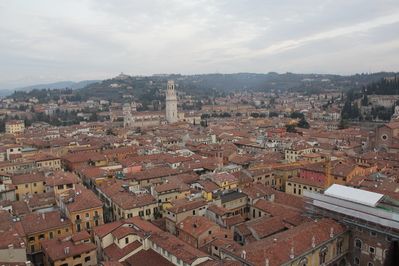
1 0 399 89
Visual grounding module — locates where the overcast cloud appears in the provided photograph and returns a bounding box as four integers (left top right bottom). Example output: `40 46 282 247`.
1 0 399 89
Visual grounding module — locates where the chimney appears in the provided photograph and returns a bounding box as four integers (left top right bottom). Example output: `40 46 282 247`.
42 213 45 220
273 239 277 244
64 246 69 254
330 227 334 238
290 247 294 259
311 236 315 248
241 250 246 259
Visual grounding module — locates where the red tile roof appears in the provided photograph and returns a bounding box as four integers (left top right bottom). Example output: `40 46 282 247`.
40 231 95 261
149 231 211 264
60 187 103 213
125 248 174 266
104 240 141 261
19 210 72 236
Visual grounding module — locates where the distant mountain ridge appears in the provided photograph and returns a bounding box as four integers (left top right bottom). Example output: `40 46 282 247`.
0 80 101 97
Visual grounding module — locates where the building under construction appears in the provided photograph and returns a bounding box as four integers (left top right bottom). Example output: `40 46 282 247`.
305 184 399 266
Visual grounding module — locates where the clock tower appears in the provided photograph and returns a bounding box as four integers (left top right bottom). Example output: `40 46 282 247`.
165 80 178 123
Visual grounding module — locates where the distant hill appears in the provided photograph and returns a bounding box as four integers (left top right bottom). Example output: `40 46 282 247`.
73 72 398 104
0 80 101 97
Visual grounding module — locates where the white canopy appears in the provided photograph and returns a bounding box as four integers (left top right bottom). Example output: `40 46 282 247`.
324 184 384 207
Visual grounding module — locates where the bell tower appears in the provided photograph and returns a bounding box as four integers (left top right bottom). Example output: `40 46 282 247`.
165 80 178 123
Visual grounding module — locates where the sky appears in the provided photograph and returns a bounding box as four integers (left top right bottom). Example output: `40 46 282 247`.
1 0 399 90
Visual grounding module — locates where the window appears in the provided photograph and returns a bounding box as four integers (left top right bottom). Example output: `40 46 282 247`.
298 257 308 266
369 246 375 254
65 228 69 233
34 183 37 187
76 215 80 221
356 227 363 232
336 238 343 254
319 247 328 264
95 220 99 226
146 209 151 215
49 232 54 239
73 254 81 259
86 222 90 229
25 184 29 188
57 230 62 235
125 238 129 244
58 184 64 190
85 257 91 262
30 245 35 253
139 211 144 217
192 210 196 215
370 231 377 237
29 236 35 242
208 231 212 235
367 263 374 266
77 224 81 232
85 213 89 218
39 234 45 240
354 257 360 265
355 239 362 249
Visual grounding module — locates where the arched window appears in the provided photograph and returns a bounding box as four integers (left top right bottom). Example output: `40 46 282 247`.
319 246 328 264
298 257 308 266
354 257 360 265
355 239 362 249
367 262 374 266
336 237 344 254
384 249 389 259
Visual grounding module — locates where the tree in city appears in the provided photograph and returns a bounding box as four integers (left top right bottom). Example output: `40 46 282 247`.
297 117 310 129
338 119 349 129
285 123 297 133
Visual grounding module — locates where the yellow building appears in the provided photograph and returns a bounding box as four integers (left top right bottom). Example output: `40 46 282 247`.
5 120 25 134
28 153 62 171
41 231 97 266
17 211 73 265
111 193 159 222
6 172 46 201
45 170 82 195
58 186 104 233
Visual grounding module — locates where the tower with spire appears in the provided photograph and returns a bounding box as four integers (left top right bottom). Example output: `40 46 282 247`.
165 80 178 123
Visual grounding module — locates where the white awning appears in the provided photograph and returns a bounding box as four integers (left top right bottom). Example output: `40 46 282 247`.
324 184 384 207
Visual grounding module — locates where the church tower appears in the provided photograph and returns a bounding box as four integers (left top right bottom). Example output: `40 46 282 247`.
165 80 178 123
123 103 135 128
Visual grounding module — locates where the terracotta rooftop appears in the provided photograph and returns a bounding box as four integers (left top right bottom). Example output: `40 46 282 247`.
167 200 207 214
125 248 174 266
40 231 95 261
18 210 72 236
149 231 211 264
